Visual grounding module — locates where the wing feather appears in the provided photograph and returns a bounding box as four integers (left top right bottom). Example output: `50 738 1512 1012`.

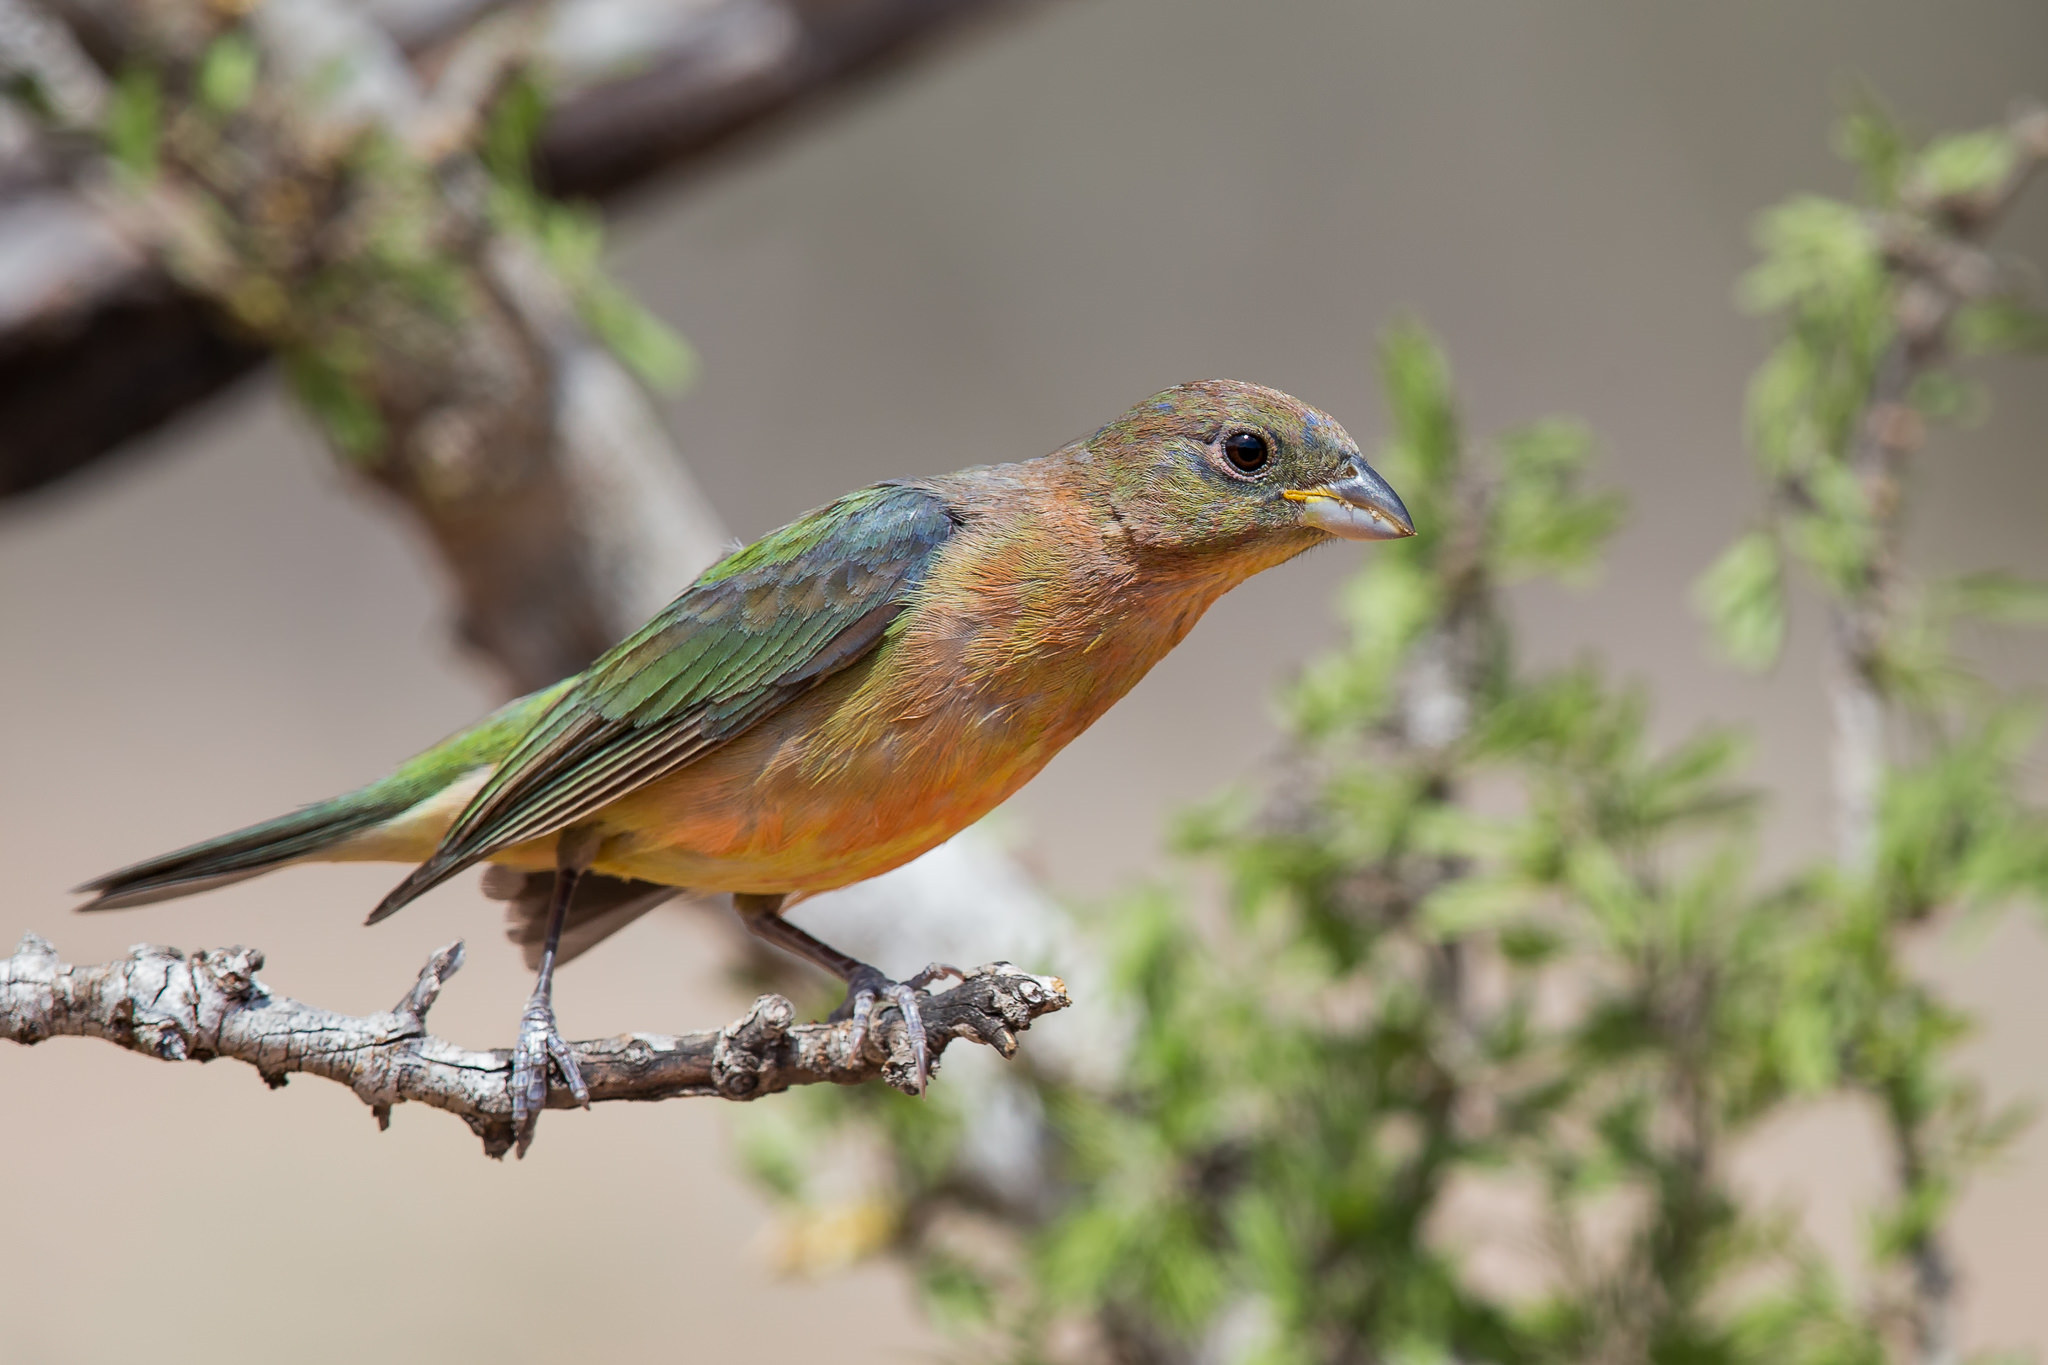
365 482 957 923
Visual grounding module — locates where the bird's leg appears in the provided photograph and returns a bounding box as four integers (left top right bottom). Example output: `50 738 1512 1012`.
732 893 963 1094
511 835 597 1156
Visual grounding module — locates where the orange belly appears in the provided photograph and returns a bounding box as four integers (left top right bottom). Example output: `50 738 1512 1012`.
578 634 1133 895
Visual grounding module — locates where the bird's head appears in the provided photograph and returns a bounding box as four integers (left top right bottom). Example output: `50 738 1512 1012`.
1074 380 1414 576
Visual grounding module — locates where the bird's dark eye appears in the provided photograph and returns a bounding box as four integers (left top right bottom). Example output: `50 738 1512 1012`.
1222 431 1271 474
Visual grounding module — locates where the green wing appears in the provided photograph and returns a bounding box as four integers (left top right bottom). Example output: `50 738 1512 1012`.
367 482 958 923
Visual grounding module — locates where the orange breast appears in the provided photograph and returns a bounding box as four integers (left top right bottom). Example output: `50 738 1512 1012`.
579 494 1226 896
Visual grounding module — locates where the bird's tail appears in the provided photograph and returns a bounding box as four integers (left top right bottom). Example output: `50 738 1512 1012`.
74 792 418 910
76 679 578 913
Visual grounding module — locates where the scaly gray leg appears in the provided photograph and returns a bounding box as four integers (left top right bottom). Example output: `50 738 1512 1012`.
510 849 594 1156
732 893 962 1094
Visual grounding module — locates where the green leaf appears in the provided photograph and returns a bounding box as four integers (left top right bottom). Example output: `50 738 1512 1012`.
482 73 550 190
1498 923 1564 964
1907 369 1983 426
1740 197 1881 316
1695 530 1787 668
734 1107 814 1200
1937 572 2048 628
1955 299 2048 356
197 33 259 115
1489 419 1625 582
1910 128 2014 202
1286 556 1440 737
1784 458 1879 595
1832 89 1912 205
284 347 384 459
1773 997 1842 1092
1377 320 1459 488
916 1254 997 1328
579 278 698 390
504 198 698 391
104 67 161 180
1418 875 1532 937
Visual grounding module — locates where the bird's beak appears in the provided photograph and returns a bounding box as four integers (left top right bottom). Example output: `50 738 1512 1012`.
1282 461 1416 541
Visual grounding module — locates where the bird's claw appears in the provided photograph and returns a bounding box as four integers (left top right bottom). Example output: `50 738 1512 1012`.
511 989 588 1158
834 962 964 1095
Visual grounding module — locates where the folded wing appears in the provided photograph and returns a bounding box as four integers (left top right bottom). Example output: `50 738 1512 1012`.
367 481 959 923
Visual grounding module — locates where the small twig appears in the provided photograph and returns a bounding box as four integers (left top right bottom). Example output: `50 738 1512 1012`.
1817 100 2048 1365
1830 100 2048 873
1 932 1068 1159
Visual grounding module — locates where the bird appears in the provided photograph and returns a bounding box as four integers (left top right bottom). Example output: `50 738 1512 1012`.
75 380 1415 1153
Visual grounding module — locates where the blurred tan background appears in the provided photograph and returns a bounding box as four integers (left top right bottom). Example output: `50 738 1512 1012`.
4 1 2046 1360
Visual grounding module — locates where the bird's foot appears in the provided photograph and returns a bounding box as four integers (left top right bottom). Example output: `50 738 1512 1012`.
510 987 589 1157
832 962 965 1095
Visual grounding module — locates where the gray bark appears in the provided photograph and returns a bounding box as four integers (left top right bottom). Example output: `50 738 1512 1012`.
2 933 1068 1158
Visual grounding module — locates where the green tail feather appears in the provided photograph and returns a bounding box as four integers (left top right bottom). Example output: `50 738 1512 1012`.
76 796 420 909
77 678 576 912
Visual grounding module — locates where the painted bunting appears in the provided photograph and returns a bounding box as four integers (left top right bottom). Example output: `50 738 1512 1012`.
78 380 1414 1151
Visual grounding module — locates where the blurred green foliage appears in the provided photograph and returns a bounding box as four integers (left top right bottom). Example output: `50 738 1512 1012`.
749 100 2047 1365
1703 98 2048 1365
74 38 691 462
104 67 162 181
482 76 698 391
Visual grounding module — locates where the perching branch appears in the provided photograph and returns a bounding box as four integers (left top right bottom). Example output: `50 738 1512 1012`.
1 933 1068 1158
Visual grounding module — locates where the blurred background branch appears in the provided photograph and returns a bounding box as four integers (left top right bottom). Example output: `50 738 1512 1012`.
0 0 1035 501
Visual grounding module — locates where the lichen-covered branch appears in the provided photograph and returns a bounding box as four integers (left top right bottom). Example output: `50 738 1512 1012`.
2 932 1068 1158
0 0 1038 496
